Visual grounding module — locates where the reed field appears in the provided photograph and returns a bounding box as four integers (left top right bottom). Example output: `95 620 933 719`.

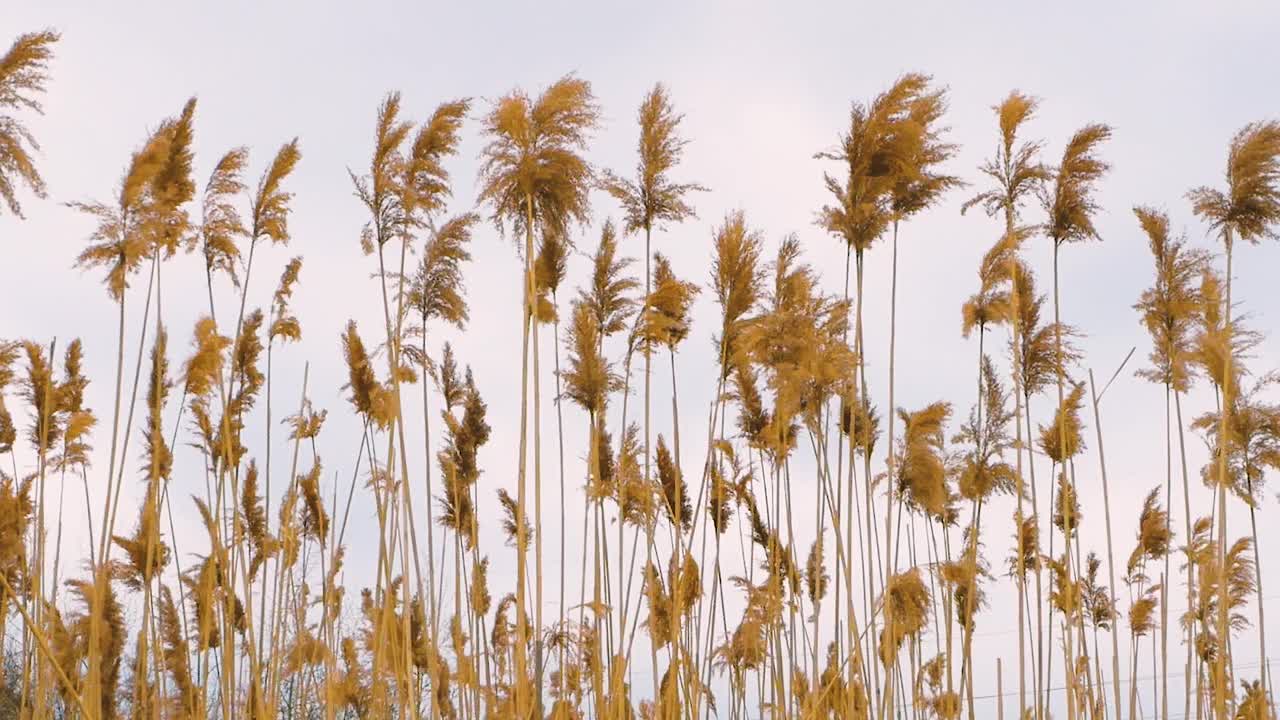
2 12 1279 720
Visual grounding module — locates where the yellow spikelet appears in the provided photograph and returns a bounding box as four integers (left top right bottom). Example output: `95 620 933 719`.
1127 487 1171 580
895 401 953 519
472 556 492 616
109 483 168 591
269 256 303 341
1129 584 1161 638
601 82 705 235
141 328 172 480
578 220 639 338
805 535 829 606
298 458 328 542
879 568 930 667
0 466 34 587
159 583 203 718
562 300 618 415
1039 381 1086 464
251 139 301 244
196 146 248 284
656 434 690 531
183 317 230 398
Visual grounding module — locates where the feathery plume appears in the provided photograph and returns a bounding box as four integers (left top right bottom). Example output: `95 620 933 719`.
0 29 59 217
602 82 706 234
478 75 599 238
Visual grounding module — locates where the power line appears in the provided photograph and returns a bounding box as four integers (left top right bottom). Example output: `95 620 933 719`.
959 657 1276 704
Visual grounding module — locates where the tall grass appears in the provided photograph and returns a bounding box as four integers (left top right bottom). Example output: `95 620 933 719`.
4 27 1280 720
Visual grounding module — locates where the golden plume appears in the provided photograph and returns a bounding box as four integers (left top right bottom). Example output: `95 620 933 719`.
159 583 203 718
1007 512 1041 579
1188 121 1280 245
601 82 706 234
477 75 599 239
1128 584 1161 639
710 211 765 370
891 79 962 221
67 566 125 720
1081 552 1116 630
341 319 396 429
962 90 1050 221
1133 206 1210 392
1126 486 1172 582
269 256 303 342
561 301 620 416
72 99 196 299
1038 380 1086 464
250 138 301 245
1013 268 1082 396
805 535 829 607
109 482 168 591
146 97 197 257
297 457 328 542
0 341 19 453
240 459 273 579
1051 470 1082 539
953 356 1019 502
19 340 60 450
818 73 933 254
0 472 34 599
894 401 953 519
0 29 59 217
405 98 470 217
141 329 172 480
639 252 700 351
1192 374 1280 504
578 219 639 337
879 568 931 667
496 488 528 549
1047 553 1080 619
407 212 478 332
286 398 327 441
194 146 248 285
1043 123 1113 245
655 434 690 531
471 556 492 617
182 316 230 398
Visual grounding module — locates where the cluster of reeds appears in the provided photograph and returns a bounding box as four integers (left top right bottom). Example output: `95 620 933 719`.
4 27 1280 720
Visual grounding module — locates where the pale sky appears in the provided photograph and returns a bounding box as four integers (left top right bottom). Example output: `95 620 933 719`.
5 1 1280 717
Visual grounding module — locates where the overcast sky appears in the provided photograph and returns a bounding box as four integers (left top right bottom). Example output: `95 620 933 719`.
5 1 1280 716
